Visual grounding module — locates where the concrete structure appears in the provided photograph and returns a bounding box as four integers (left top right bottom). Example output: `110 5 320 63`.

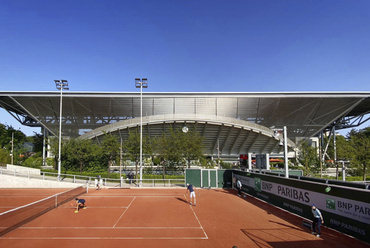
0 91 369 163
0 174 82 188
0 164 82 188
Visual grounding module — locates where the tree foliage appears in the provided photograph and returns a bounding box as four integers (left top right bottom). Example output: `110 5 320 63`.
178 125 204 168
63 139 98 172
153 125 205 176
101 132 120 176
122 128 152 179
297 140 319 175
310 127 370 180
0 123 27 164
346 127 370 181
3 120 367 180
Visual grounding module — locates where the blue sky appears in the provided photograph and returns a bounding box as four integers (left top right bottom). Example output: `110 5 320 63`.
0 0 369 135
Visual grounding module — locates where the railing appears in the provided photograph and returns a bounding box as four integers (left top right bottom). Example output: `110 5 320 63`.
0 167 185 188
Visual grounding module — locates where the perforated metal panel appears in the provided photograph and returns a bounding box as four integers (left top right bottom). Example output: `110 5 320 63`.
0 91 369 158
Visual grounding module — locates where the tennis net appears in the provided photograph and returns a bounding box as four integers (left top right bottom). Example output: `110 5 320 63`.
0 186 87 237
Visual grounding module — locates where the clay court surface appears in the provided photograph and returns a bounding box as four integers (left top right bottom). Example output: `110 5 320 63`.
0 187 368 248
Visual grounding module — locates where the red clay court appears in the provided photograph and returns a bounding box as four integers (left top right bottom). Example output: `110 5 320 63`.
0 187 368 248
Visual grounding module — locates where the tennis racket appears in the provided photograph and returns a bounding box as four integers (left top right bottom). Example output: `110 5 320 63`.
69 201 75 208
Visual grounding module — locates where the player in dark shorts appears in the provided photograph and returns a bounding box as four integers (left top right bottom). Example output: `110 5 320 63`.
75 198 86 212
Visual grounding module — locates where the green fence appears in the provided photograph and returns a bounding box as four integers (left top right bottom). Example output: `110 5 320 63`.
185 169 233 189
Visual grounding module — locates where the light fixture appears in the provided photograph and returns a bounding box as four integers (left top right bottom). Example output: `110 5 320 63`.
54 79 69 181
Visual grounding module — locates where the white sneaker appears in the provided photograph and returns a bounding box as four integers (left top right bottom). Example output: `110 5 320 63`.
316 235 320 238
311 232 316 235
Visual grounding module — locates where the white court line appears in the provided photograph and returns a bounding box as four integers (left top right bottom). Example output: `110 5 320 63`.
0 236 208 240
0 195 208 240
85 195 184 198
14 226 203 229
113 196 136 228
59 206 127 209
187 194 208 239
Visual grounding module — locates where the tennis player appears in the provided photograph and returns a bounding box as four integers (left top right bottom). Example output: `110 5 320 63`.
75 198 87 212
96 175 102 190
186 183 196 206
311 204 324 237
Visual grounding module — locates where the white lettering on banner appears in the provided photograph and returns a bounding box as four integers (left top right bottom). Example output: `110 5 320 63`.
236 175 370 225
277 185 310 203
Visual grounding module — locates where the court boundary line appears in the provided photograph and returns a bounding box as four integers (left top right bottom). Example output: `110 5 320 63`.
113 196 136 228
84 195 184 198
186 194 208 239
11 226 204 229
1 194 208 240
0 236 208 240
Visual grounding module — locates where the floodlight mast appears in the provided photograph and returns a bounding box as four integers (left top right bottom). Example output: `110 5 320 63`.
54 79 69 181
271 126 289 178
283 126 288 178
135 78 148 187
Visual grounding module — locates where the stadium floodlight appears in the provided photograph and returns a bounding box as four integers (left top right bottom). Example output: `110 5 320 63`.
54 79 69 181
135 78 148 187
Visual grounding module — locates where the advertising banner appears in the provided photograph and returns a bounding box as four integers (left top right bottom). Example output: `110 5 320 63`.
233 173 370 243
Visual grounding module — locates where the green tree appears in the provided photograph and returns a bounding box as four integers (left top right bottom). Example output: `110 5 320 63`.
154 125 205 176
26 132 44 153
47 137 59 170
155 128 179 177
178 125 204 168
22 153 43 168
122 129 152 180
0 124 27 165
325 134 352 179
101 132 120 176
347 127 370 181
0 148 10 164
297 140 319 175
63 139 97 172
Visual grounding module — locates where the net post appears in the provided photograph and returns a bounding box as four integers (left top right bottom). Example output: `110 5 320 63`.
86 182 89 193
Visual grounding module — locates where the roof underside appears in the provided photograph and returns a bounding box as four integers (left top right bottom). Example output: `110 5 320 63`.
0 91 369 157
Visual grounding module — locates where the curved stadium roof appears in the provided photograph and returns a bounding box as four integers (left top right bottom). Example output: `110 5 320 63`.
0 91 369 157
